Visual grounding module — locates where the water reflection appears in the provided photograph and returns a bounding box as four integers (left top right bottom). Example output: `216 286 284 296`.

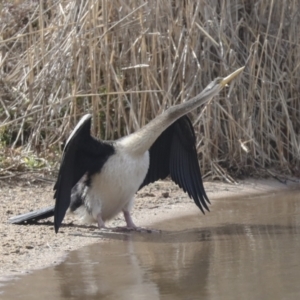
1 190 300 300
53 229 212 299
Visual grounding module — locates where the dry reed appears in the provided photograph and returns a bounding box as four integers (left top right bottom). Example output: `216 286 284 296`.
0 0 299 179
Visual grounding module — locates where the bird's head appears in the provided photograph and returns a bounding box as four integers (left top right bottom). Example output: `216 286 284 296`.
201 66 245 96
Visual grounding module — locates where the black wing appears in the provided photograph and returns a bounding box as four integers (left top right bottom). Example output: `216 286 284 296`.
140 115 210 213
54 114 114 233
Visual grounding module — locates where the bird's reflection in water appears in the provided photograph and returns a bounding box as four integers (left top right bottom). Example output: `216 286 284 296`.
54 229 212 299
53 215 300 300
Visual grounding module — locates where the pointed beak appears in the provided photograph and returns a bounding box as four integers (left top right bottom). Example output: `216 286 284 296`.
220 66 245 87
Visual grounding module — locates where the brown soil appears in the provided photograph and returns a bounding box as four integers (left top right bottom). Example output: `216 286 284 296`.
0 176 299 281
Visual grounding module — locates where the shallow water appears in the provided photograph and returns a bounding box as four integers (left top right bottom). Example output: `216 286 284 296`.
1 190 300 300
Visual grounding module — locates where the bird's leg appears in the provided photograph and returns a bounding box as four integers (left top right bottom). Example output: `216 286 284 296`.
113 210 160 233
123 210 137 229
96 213 106 229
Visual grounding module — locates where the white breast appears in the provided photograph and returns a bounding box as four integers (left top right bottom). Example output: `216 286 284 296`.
84 145 149 222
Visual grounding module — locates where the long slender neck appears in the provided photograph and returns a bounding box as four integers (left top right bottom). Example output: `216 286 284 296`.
119 84 222 155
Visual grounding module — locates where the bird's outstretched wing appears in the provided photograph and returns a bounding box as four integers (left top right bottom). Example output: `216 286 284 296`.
140 115 210 213
54 114 114 233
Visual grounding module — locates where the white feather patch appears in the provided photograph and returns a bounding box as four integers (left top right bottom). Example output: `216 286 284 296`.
82 143 150 223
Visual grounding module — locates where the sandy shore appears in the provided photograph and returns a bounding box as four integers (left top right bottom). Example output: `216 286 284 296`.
1 177 299 282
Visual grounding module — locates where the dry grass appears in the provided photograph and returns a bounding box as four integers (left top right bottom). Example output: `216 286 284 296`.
0 0 299 179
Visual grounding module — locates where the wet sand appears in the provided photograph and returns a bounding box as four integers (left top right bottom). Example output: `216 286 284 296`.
0 177 299 282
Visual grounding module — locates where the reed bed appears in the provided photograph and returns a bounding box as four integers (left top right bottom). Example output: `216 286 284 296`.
0 0 299 179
